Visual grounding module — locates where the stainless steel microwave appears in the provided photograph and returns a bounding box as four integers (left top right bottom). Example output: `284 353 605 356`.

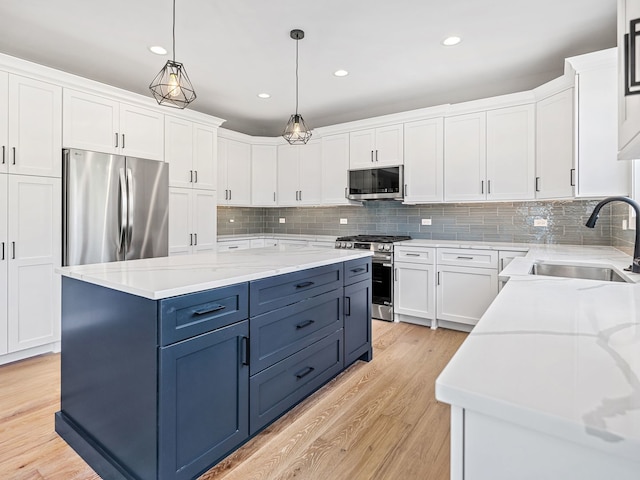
347 165 404 201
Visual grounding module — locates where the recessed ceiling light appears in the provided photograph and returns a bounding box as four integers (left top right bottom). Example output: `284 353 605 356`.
257 93 271 99
334 69 349 77
149 45 168 55
442 36 462 46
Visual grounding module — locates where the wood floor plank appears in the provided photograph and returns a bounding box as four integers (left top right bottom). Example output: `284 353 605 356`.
0 322 467 480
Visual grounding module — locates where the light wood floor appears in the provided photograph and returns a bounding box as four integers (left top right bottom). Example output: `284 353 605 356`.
0 321 467 480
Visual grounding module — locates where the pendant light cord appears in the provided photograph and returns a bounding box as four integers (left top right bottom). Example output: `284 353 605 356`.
172 0 176 62
295 37 299 115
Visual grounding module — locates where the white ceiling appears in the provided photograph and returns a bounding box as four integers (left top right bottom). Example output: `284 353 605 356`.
0 0 617 136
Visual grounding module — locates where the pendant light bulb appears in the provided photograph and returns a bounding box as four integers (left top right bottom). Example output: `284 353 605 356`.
283 29 312 145
149 0 196 109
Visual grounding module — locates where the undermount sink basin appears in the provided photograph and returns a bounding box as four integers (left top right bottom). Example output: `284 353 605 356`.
529 262 631 283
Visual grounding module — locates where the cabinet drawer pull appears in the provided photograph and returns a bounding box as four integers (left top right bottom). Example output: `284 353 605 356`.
295 281 314 289
405 253 420 257
296 319 315 330
228 245 239 249
456 256 474 260
295 366 315 379
193 304 226 315
350 267 366 273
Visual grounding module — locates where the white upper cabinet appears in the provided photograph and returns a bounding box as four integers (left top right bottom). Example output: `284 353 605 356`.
535 88 575 199
321 133 351 205
486 104 535 200
571 49 630 196
251 144 277 206
444 112 486 202
1 74 62 177
63 89 164 161
277 141 322 206
403 117 444 203
217 137 251 206
349 124 403 169
165 116 217 190
618 0 640 160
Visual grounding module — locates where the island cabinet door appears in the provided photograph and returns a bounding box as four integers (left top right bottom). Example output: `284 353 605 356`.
344 279 372 367
158 320 249 480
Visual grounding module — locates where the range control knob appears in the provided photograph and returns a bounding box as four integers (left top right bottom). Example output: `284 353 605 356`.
384 244 392 252
346 242 353 249
378 244 385 251
340 242 346 248
335 242 341 248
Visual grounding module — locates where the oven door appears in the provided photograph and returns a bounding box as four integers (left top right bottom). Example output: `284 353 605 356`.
372 257 393 321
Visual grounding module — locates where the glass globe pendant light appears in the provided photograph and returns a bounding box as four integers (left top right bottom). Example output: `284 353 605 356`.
149 0 196 109
282 29 312 145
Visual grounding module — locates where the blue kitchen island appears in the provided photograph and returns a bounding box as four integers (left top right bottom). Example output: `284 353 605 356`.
55 246 372 480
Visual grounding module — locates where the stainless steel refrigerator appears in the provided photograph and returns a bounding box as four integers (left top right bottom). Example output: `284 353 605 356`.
62 148 169 267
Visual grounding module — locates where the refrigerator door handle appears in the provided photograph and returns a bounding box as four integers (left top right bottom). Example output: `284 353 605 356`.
118 168 127 254
126 168 134 252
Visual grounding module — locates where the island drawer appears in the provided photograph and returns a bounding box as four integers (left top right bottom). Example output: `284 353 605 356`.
250 289 342 375
249 329 343 434
159 283 249 346
437 248 498 269
343 257 372 286
250 263 342 316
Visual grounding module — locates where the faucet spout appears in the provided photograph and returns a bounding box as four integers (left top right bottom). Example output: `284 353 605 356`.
585 196 640 273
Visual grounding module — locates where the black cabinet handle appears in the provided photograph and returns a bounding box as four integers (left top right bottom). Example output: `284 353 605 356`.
535 177 541 192
457 256 474 260
194 170 198 183
193 304 226 315
115 133 118 148
1 242 4 260
241 337 249 366
190 170 193 183
12 147 16 165
295 281 314 289
296 319 315 330
189 233 193 246
295 366 315 379
570 168 575 187
122 134 125 149
194 233 198 246
1 146 4 164
11 242 15 259
345 296 351 316
350 267 366 273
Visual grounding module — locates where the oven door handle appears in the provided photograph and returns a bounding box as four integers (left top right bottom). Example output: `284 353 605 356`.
382 263 392 268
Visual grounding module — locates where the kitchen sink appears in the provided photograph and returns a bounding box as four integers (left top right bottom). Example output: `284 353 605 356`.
529 262 631 283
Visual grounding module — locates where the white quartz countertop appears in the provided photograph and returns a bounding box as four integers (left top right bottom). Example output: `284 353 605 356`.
57 246 371 300
436 244 640 461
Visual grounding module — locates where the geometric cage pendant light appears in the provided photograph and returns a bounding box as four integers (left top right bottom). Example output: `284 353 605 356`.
149 0 196 109
282 29 312 144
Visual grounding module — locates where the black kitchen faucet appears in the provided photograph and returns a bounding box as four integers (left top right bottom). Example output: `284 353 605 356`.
585 196 640 273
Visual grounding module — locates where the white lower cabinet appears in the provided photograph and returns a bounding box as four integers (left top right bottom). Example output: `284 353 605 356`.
1 174 61 357
394 260 437 327
436 248 499 330
217 240 251 252
168 188 217 255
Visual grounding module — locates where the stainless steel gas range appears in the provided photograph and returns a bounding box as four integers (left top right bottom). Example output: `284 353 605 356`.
335 235 411 321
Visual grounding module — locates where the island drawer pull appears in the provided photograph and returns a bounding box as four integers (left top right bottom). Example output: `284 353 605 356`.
193 304 226 315
296 319 315 330
295 366 315 379
295 281 314 289
350 267 366 273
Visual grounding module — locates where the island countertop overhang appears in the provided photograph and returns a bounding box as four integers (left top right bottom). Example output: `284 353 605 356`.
56 246 373 300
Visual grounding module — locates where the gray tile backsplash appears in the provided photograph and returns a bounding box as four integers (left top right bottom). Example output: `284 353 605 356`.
611 202 635 255
218 200 613 246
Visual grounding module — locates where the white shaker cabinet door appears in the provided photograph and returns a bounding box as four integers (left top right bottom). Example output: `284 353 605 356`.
535 89 575 199
251 144 277 206
395 261 436 322
349 129 376 169
119 103 164 161
0 73 8 174
374 124 404 167
0 175 6 354
277 144 300 206
7 175 61 353
192 123 217 191
193 189 217 254
403 117 444 203
168 187 193 256
8 75 62 177
444 112 486 202
63 89 119 154
486 104 535 201
321 133 351 205
165 116 194 189
225 139 251 206
298 140 322 205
